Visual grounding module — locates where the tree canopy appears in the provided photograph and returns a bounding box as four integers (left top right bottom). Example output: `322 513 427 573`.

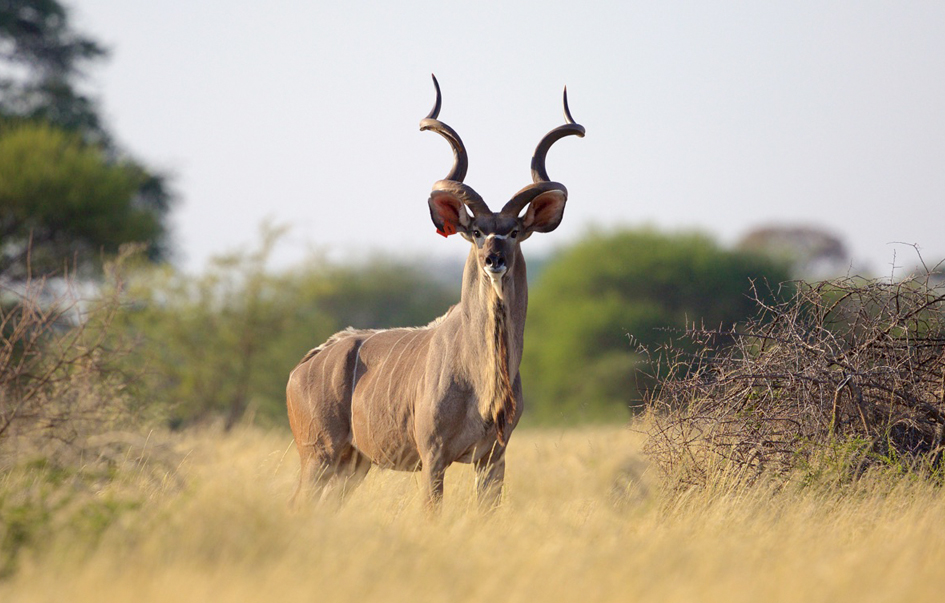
0 122 164 278
0 0 107 138
738 224 851 280
0 0 172 279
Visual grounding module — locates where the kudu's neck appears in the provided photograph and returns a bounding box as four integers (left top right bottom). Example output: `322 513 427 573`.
457 246 528 368
456 246 528 442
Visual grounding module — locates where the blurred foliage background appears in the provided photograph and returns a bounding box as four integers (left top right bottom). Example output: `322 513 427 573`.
103 225 791 429
110 225 457 430
0 0 832 438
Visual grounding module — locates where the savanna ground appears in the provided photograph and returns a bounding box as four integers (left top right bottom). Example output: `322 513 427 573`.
2 423 943 603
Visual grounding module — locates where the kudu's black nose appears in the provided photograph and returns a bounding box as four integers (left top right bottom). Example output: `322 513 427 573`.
485 253 506 271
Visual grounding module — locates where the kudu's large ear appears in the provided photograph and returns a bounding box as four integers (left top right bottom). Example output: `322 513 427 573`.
428 191 472 238
522 189 567 234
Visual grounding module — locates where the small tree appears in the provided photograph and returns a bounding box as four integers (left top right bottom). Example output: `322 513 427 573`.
738 224 851 280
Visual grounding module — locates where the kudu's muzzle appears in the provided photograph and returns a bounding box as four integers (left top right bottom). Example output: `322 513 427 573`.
484 252 507 279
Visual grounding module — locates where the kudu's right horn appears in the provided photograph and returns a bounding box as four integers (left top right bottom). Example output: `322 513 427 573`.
421 74 490 218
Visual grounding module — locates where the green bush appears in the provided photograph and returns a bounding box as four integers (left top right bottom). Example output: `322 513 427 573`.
522 228 790 423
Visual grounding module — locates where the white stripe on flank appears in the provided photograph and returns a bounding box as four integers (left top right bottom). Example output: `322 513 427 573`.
352 329 386 396
350 329 386 446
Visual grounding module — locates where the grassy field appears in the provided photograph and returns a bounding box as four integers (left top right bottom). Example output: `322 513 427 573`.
2 424 944 602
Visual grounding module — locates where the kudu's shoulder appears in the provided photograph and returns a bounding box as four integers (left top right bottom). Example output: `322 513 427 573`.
426 303 458 328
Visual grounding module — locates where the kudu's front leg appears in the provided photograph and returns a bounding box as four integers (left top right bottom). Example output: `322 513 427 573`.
421 455 447 513
475 446 506 511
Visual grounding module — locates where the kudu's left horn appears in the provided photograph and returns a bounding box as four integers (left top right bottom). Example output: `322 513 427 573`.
500 86 585 219
530 87 585 184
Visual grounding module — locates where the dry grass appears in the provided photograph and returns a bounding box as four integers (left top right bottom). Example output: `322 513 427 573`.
2 424 944 603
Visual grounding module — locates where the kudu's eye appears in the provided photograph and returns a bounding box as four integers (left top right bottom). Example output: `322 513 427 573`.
510 229 519 239
473 229 482 238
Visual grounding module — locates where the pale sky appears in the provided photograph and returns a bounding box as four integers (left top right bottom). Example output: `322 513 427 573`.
75 1 945 276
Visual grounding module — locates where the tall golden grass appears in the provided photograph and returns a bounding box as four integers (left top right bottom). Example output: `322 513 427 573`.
2 424 944 603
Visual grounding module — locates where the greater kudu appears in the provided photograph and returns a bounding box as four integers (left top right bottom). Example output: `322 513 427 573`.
286 76 584 509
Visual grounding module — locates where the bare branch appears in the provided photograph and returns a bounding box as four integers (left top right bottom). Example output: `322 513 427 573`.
645 271 945 488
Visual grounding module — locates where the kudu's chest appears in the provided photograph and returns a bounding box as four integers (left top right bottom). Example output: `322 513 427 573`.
346 322 518 470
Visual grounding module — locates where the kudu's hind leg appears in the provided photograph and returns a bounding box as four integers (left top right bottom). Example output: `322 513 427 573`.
334 445 372 500
290 448 336 508
291 443 372 508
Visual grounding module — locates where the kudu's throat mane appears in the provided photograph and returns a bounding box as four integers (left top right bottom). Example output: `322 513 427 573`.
485 290 515 445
